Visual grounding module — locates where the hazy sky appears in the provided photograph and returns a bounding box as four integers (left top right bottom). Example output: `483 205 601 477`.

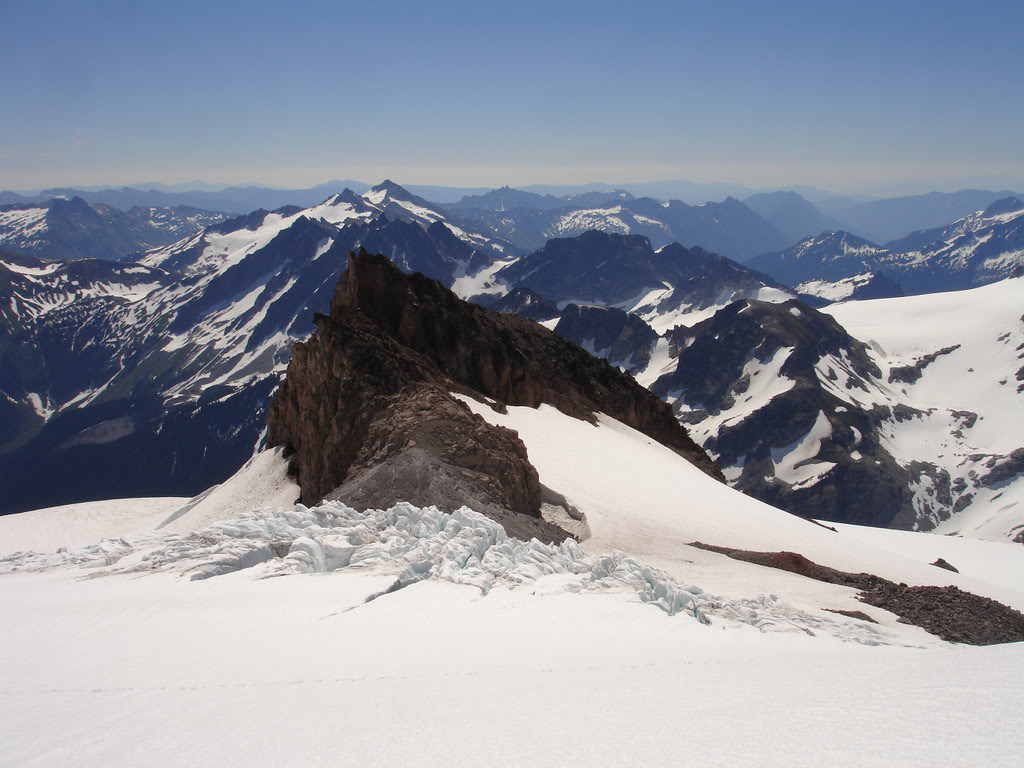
3 0 1022 193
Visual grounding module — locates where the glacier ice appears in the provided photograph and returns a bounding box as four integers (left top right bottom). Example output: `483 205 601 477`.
0 500 893 644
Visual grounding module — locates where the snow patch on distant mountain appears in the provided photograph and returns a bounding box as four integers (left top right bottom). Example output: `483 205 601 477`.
0 207 49 247
823 277 1024 540
753 199 1024 296
797 272 878 302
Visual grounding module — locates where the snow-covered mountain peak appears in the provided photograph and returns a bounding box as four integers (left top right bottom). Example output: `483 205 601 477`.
363 179 414 205
795 230 886 260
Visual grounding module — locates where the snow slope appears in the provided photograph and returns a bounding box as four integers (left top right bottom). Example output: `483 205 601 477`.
824 277 1024 541
3 402 1024 766
455 396 1024 612
0 497 187 557
2 562 1021 768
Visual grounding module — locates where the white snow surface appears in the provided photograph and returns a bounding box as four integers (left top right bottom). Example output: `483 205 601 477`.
157 446 300 534
770 409 837 487
0 206 49 247
797 272 877 301
633 284 794 335
823 277 1024 539
4 406 1024 764
0 497 187 557
3 556 1022 767
827 521 1024 600
454 396 1024 613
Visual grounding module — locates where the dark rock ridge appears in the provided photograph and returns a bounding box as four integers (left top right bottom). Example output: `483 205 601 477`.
492 287 560 322
553 304 659 376
267 250 722 534
497 230 788 313
651 298 921 528
690 543 1024 645
888 344 961 384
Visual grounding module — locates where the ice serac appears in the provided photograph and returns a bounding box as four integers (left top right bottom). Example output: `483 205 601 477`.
267 250 722 534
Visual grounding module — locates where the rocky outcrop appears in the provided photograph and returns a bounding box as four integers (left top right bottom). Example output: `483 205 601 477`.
267 250 722 537
651 299 917 528
888 344 960 384
690 543 1024 645
553 304 659 375
492 287 560 322
325 385 560 541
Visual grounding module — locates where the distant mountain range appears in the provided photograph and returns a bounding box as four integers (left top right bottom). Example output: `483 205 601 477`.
0 182 516 513
817 189 1024 244
0 181 493 212
0 197 228 261
2 179 1022 543
5 180 1023 262
748 197 1024 296
492 235 1023 539
447 192 791 260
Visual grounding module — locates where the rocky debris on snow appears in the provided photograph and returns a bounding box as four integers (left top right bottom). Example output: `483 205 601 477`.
931 558 959 573
887 345 961 384
689 542 1024 645
860 584 1024 645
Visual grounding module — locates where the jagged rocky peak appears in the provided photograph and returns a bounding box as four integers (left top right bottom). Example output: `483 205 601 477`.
366 179 418 203
492 287 561 322
649 298 920 528
267 250 721 538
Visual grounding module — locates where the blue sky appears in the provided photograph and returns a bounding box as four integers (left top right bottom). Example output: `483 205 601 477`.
2 0 1022 192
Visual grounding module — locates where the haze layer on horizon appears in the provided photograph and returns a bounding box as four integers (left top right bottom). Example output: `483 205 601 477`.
3 0 1022 195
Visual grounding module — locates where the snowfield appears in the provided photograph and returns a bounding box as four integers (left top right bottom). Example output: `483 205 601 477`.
0 497 188 556
2 411 1024 765
3 562 1021 768
3 316 1024 766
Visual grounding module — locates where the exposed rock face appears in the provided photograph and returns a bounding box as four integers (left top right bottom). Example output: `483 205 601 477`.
325 385 560 541
492 287 560 322
554 304 659 375
267 250 722 535
651 298 918 528
496 230 787 312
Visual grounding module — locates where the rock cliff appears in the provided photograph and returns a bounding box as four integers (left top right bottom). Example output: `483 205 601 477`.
267 251 722 538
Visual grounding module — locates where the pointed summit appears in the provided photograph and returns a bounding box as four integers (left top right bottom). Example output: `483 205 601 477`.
370 179 412 197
